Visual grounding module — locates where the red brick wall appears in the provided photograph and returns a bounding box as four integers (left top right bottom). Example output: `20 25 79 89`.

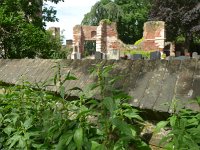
82 26 97 40
142 21 165 51
72 21 125 58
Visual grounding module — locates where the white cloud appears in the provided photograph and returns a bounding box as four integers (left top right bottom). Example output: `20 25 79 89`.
45 0 99 41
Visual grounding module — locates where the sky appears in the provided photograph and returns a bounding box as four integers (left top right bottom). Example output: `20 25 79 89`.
45 0 99 41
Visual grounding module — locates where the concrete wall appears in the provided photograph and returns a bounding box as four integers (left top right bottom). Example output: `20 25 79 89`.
0 59 199 113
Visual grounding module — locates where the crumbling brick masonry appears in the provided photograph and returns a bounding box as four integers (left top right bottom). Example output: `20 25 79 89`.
71 20 125 59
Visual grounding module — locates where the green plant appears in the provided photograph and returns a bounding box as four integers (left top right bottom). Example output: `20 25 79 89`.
0 62 150 150
86 63 150 149
0 65 82 149
101 19 112 25
124 49 152 59
134 38 144 46
155 98 200 150
0 0 66 59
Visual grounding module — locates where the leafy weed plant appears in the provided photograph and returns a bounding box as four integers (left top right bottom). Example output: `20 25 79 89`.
155 98 200 150
0 62 150 150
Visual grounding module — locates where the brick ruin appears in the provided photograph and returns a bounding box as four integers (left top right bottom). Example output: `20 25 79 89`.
71 20 167 59
142 21 165 51
71 20 125 59
48 27 60 38
66 40 73 49
45 20 174 60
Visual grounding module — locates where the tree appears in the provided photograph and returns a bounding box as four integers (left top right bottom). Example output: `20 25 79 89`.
0 0 65 58
81 0 123 26
150 0 200 53
115 0 152 44
82 0 152 44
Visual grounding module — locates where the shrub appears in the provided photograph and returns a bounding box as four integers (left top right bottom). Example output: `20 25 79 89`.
155 98 200 150
0 63 150 150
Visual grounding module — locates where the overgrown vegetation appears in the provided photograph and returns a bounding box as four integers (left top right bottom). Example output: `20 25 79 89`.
155 98 200 150
150 0 200 53
0 63 151 150
0 63 200 149
81 0 151 44
83 0 200 53
0 0 66 59
124 50 152 59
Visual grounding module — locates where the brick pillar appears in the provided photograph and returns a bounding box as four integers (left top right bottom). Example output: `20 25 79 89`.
48 27 60 38
106 22 120 60
142 21 166 51
170 42 175 56
71 25 84 59
96 25 102 52
96 20 124 60
96 21 107 59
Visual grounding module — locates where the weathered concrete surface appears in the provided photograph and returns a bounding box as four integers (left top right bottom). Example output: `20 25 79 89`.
0 59 199 113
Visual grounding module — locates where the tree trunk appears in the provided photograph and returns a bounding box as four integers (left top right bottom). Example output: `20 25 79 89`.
184 33 192 55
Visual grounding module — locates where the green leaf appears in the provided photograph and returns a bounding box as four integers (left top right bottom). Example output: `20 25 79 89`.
7 134 21 149
159 133 173 147
76 109 90 119
135 139 151 150
114 139 126 150
154 121 169 133
65 135 73 146
64 72 77 81
91 141 105 150
111 117 136 138
23 117 33 130
187 117 199 127
67 141 77 150
103 97 116 116
73 127 83 150
3 126 15 136
18 137 26 149
0 113 3 127
69 87 83 92
56 131 73 150
123 110 143 121
32 143 44 149
60 86 65 99
87 83 99 91
169 115 177 127
91 141 100 150
5 113 19 125
54 74 58 85
102 65 113 77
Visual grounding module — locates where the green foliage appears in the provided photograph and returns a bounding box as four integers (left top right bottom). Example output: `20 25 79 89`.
101 19 112 25
125 50 151 58
155 98 200 150
0 0 66 58
115 0 152 44
134 38 144 46
83 41 96 57
150 0 200 52
176 35 186 44
81 0 123 26
88 63 150 149
82 0 151 44
0 63 150 150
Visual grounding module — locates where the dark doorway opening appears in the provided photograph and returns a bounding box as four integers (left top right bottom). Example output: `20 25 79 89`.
83 40 96 58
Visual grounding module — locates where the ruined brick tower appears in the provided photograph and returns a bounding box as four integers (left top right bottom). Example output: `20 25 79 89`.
142 21 165 51
71 20 125 59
